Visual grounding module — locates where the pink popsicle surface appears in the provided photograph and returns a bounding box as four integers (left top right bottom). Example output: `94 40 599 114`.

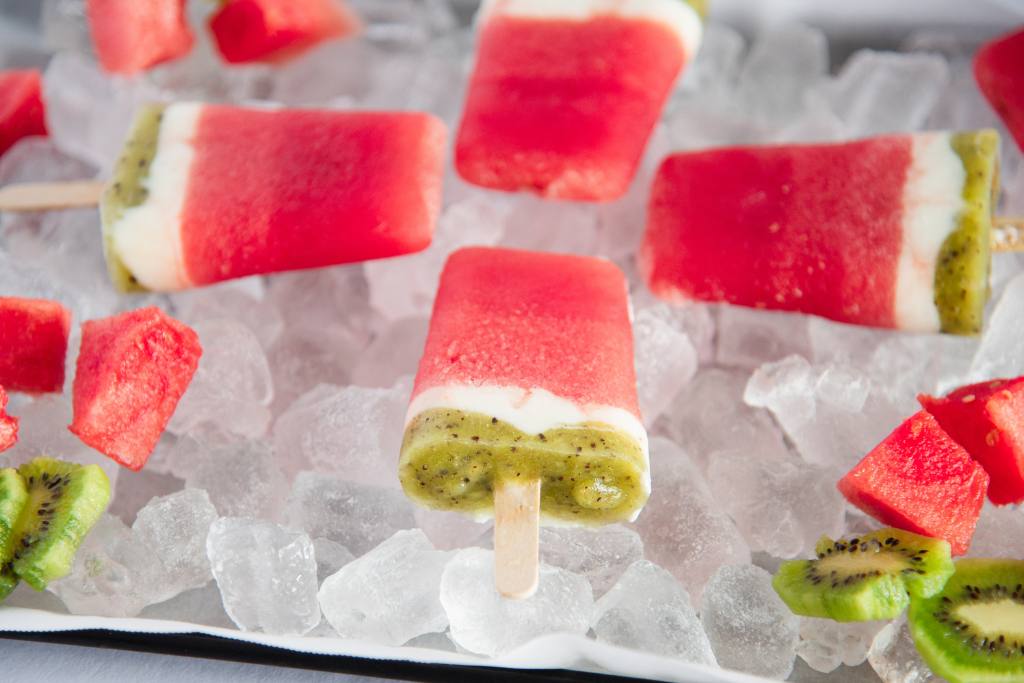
455 1 699 201
103 104 447 292
640 130 998 335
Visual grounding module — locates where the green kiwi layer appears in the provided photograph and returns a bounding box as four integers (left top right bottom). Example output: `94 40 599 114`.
11 458 110 591
399 408 648 524
773 528 954 622
935 130 999 335
100 104 166 294
909 558 1024 683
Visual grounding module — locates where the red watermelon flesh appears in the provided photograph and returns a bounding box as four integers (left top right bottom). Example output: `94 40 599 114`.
0 70 47 158
975 26 1024 152
0 297 71 394
919 377 1024 506
209 0 360 65
838 410 989 556
69 307 202 471
0 387 18 453
455 14 688 201
86 0 194 75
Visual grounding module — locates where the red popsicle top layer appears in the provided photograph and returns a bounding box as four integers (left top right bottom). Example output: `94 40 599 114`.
412 247 641 419
642 135 913 328
975 26 1024 152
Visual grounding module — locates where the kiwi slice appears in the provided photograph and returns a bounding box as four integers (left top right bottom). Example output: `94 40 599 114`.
909 558 1024 683
8 458 110 591
772 528 954 622
0 469 29 599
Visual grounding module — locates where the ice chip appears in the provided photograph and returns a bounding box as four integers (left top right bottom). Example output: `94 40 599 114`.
286 472 417 556
440 548 592 657
630 438 749 602
538 525 644 597
351 317 429 388
592 560 715 665
966 504 1024 559
737 24 829 126
179 439 287 520
679 23 746 95
970 273 1024 381
797 618 887 673
716 306 812 370
312 537 355 585
414 507 490 551
633 306 699 425
172 285 284 351
500 197 599 256
206 517 320 635
868 618 939 683
107 468 185 524
319 529 450 646
744 355 818 430
700 564 800 679
132 488 219 601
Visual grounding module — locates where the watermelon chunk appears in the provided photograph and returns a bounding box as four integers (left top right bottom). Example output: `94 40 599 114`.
0 387 18 453
209 0 360 65
838 411 989 556
975 27 1024 152
0 70 47 158
86 0 194 75
69 307 202 470
0 297 71 394
919 377 1024 506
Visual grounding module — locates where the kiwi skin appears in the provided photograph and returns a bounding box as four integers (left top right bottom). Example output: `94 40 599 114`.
0 469 29 599
10 458 110 591
773 528 954 622
909 558 1024 683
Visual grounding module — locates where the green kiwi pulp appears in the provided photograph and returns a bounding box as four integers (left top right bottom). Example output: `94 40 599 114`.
909 558 1024 683
8 458 110 592
100 103 166 294
0 469 29 599
772 528 954 622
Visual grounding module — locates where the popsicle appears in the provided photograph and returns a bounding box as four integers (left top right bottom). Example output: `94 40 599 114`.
455 0 704 201
0 297 71 394
399 246 648 597
641 130 1012 335
87 0 194 75
975 26 1024 152
209 0 361 64
0 70 47 158
0 103 447 292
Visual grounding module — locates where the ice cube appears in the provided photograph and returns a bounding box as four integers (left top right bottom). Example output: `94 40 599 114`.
736 24 829 127
107 468 185 524
414 507 490 551
48 514 164 617
350 317 429 388
706 451 845 559
272 383 407 487
285 472 417 556
716 306 813 370
178 439 288 520
312 537 355 585
592 560 716 665
538 525 644 597
797 619 887 673
0 137 95 185
132 488 219 601
867 618 939 683
700 564 800 679
168 318 273 440
970 273 1024 381
319 529 451 646
440 547 592 657
172 285 284 351
744 355 818 431
365 195 506 321
139 583 235 629
678 23 746 95
206 517 320 635
814 50 949 137
500 196 599 256
630 437 750 602
657 368 788 470
633 306 699 426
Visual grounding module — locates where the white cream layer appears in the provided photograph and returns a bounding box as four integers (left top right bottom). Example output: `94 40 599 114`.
110 103 201 292
894 132 968 333
477 0 703 58
406 384 651 505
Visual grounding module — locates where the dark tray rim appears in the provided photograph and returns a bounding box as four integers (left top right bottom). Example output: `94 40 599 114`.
0 629 663 683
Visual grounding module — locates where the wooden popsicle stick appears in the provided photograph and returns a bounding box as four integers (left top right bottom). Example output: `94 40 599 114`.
992 217 1024 253
493 478 541 600
0 181 105 212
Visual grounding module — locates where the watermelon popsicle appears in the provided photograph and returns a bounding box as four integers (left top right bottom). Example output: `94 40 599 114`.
455 0 704 201
0 103 447 291
399 247 648 597
641 130 1008 335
